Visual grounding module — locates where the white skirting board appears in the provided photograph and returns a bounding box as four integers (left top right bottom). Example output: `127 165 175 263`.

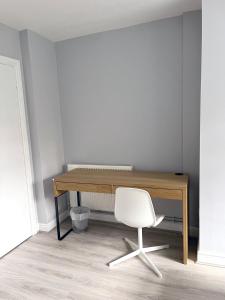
39 208 198 237
89 210 198 237
39 210 69 232
197 251 225 268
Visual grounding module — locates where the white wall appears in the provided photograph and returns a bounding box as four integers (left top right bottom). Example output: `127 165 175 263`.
198 0 225 266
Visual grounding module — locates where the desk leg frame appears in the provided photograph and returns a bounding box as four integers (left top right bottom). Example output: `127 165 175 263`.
54 191 81 241
77 191 81 206
55 194 73 241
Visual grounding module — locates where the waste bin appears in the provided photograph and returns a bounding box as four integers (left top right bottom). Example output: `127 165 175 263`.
70 206 90 233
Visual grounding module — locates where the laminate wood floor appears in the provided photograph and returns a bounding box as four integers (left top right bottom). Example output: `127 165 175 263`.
1 220 225 300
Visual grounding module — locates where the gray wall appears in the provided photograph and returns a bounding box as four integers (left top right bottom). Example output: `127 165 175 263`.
56 12 201 227
20 30 65 224
0 23 22 60
0 12 201 228
182 11 201 227
56 17 182 171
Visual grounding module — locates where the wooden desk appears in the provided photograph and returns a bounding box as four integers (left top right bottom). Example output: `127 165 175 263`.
53 169 189 264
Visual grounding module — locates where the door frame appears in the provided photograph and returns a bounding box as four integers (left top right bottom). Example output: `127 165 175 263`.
0 55 39 235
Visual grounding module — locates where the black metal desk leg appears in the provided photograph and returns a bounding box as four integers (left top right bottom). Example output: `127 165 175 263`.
54 195 73 241
77 191 81 206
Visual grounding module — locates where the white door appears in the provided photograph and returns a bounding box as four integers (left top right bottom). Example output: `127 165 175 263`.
0 56 34 257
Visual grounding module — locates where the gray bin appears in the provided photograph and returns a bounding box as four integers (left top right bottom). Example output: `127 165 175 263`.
70 206 90 233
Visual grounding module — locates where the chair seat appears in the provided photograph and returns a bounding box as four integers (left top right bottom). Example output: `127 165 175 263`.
110 187 169 278
153 214 165 227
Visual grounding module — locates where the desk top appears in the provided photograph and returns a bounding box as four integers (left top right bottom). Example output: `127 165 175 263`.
53 168 188 190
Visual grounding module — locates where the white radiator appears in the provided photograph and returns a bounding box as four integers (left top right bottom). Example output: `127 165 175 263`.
67 164 133 222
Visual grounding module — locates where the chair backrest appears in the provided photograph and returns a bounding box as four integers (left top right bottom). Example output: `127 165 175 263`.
115 187 156 228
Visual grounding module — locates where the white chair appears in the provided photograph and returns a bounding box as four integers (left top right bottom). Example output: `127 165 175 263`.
109 187 169 278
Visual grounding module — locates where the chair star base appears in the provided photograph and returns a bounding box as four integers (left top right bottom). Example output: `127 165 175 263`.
109 228 169 278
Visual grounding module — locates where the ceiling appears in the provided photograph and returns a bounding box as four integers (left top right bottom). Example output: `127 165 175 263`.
0 0 201 41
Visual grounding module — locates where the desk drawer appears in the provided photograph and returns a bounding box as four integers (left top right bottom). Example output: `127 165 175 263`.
144 187 182 200
56 182 112 193
112 185 182 200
